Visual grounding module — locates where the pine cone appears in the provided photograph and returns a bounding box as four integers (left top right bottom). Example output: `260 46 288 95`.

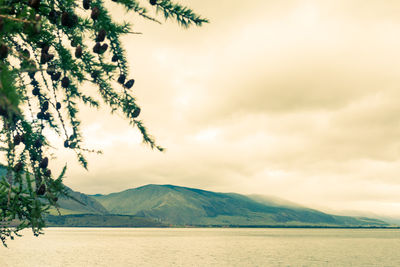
14 162 23 173
61 77 70 88
132 107 141 118
83 0 91 10
75 45 83 58
28 0 40 9
100 43 108 53
150 0 157 5
112 55 118 62
32 88 40 96
93 42 101 54
117 74 126 84
96 29 106 42
37 184 46 196
34 139 42 148
91 7 100 20
51 72 61 81
56 102 61 110
14 134 22 146
125 79 135 89
41 101 49 111
39 157 48 169
0 44 8 59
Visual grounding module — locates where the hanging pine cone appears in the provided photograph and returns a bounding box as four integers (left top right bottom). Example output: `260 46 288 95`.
64 140 69 148
28 0 40 9
41 101 49 111
125 79 135 89
61 76 70 88
71 40 78 47
93 42 101 54
39 157 48 169
96 29 106 42
14 162 23 173
132 107 141 118
100 43 108 53
61 12 70 27
14 134 22 146
37 112 45 120
56 102 61 110
43 112 50 120
117 74 126 84
83 0 91 10
37 184 46 195
51 72 61 81
0 44 8 59
150 0 157 5
44 169 51 177
32 88 40 96
48 10 58 24
112 54 118 62
75 45 83 58
91 7 100 20
34 139 42 148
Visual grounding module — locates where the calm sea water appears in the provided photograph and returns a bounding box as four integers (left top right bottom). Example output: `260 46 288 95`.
1 228 399 266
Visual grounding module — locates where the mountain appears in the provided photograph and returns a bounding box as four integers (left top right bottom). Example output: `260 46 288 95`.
92 184 389 227
51 187 109 215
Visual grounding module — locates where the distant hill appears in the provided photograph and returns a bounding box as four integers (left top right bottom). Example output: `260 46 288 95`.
92 184 389 227
52 187 109 215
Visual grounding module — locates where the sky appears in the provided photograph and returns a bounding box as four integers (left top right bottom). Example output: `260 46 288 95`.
50 0 400 217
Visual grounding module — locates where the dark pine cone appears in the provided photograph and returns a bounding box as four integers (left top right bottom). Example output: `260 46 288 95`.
150 0 157 5
44 169 51 177
39 157 48 169
14 162 23 173
96 29 106 42
51 72 61 81
93 42 101 54
43 112 50 120
61 76 70 88
111 54 118 62
132 107 141 118
0 44 8 59
91 7 100 20
61 12 70 27
125 79 135 89
37 184 46 196
34 139 42 148
117 74 126 84
48 10 58 24
56 102 61 110
41 101 49 111
32 88 40 96
64 140 69 148
100 43 108 54
83 0 91 10
75 45 83 58
28 0 40 9
37 111 45 120
14 134 22 146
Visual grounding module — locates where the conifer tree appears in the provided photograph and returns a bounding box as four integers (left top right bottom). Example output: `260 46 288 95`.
0 0 207 245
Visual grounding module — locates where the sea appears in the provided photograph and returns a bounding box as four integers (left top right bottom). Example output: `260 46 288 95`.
1 228 399 266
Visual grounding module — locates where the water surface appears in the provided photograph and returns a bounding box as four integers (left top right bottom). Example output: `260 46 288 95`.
1 228 399 266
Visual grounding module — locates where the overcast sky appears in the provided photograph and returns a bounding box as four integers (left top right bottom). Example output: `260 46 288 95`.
50 0 400 217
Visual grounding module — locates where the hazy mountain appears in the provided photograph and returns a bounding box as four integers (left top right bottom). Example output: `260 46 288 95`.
53 187 109 215
92 184 389 227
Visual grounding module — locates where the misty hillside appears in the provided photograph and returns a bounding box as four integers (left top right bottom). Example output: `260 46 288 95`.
92 184 389 227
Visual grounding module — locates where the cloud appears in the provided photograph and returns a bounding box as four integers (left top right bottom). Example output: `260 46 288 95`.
50 0 400 217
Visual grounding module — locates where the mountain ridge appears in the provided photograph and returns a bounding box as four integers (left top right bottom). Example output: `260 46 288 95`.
91 184 390 227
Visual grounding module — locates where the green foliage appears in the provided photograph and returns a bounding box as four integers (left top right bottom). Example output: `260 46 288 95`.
0 0 207 245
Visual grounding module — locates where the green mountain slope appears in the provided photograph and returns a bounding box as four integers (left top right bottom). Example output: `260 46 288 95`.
52 187 110 215
92 184 389 227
